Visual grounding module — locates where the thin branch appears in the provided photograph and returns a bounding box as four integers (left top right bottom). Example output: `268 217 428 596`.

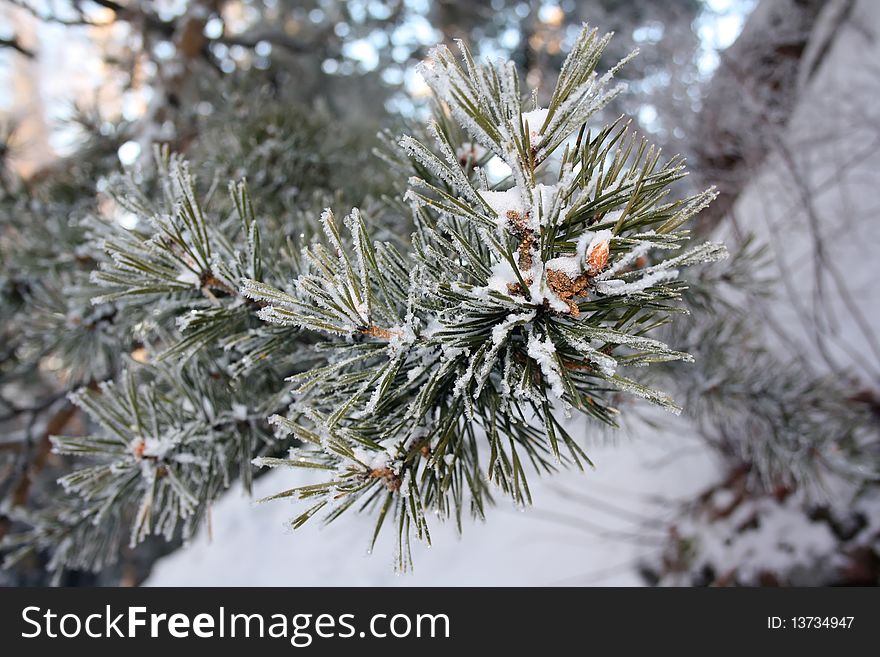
0 35 34 58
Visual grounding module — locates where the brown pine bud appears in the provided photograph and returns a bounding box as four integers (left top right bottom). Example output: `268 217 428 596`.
587 240 610 275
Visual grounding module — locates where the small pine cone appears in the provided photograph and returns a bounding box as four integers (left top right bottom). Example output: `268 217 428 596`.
506 276 533 297
546 268 590 317
505 210 532 237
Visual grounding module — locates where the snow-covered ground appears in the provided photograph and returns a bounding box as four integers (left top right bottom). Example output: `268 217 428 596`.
148 411 719 586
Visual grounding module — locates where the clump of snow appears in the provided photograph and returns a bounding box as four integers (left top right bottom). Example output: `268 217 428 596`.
486 259 518 296
602 209 624 225
478 188 528 232
522 108 550 142
543 255 581 278
487 249 571 314
232 403 248 421
351 446 392 472
532 183 560 213
176 268 201 288
526 331 565 398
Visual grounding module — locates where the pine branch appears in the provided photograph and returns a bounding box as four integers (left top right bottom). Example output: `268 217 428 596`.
3 23 730 576
243 25 726 567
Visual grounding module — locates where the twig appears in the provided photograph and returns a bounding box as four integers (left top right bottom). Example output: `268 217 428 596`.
0 36 34 58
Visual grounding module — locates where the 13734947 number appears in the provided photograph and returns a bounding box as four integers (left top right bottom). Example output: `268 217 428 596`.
768 616 854 629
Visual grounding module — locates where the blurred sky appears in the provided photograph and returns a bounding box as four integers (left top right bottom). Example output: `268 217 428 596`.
0 0 756 170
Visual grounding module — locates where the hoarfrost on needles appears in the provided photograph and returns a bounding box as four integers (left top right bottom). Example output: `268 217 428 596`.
491 311 535 346
595 269 679 296
526 330 565 398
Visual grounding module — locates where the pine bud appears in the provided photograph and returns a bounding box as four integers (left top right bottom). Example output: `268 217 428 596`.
587 239 610 275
